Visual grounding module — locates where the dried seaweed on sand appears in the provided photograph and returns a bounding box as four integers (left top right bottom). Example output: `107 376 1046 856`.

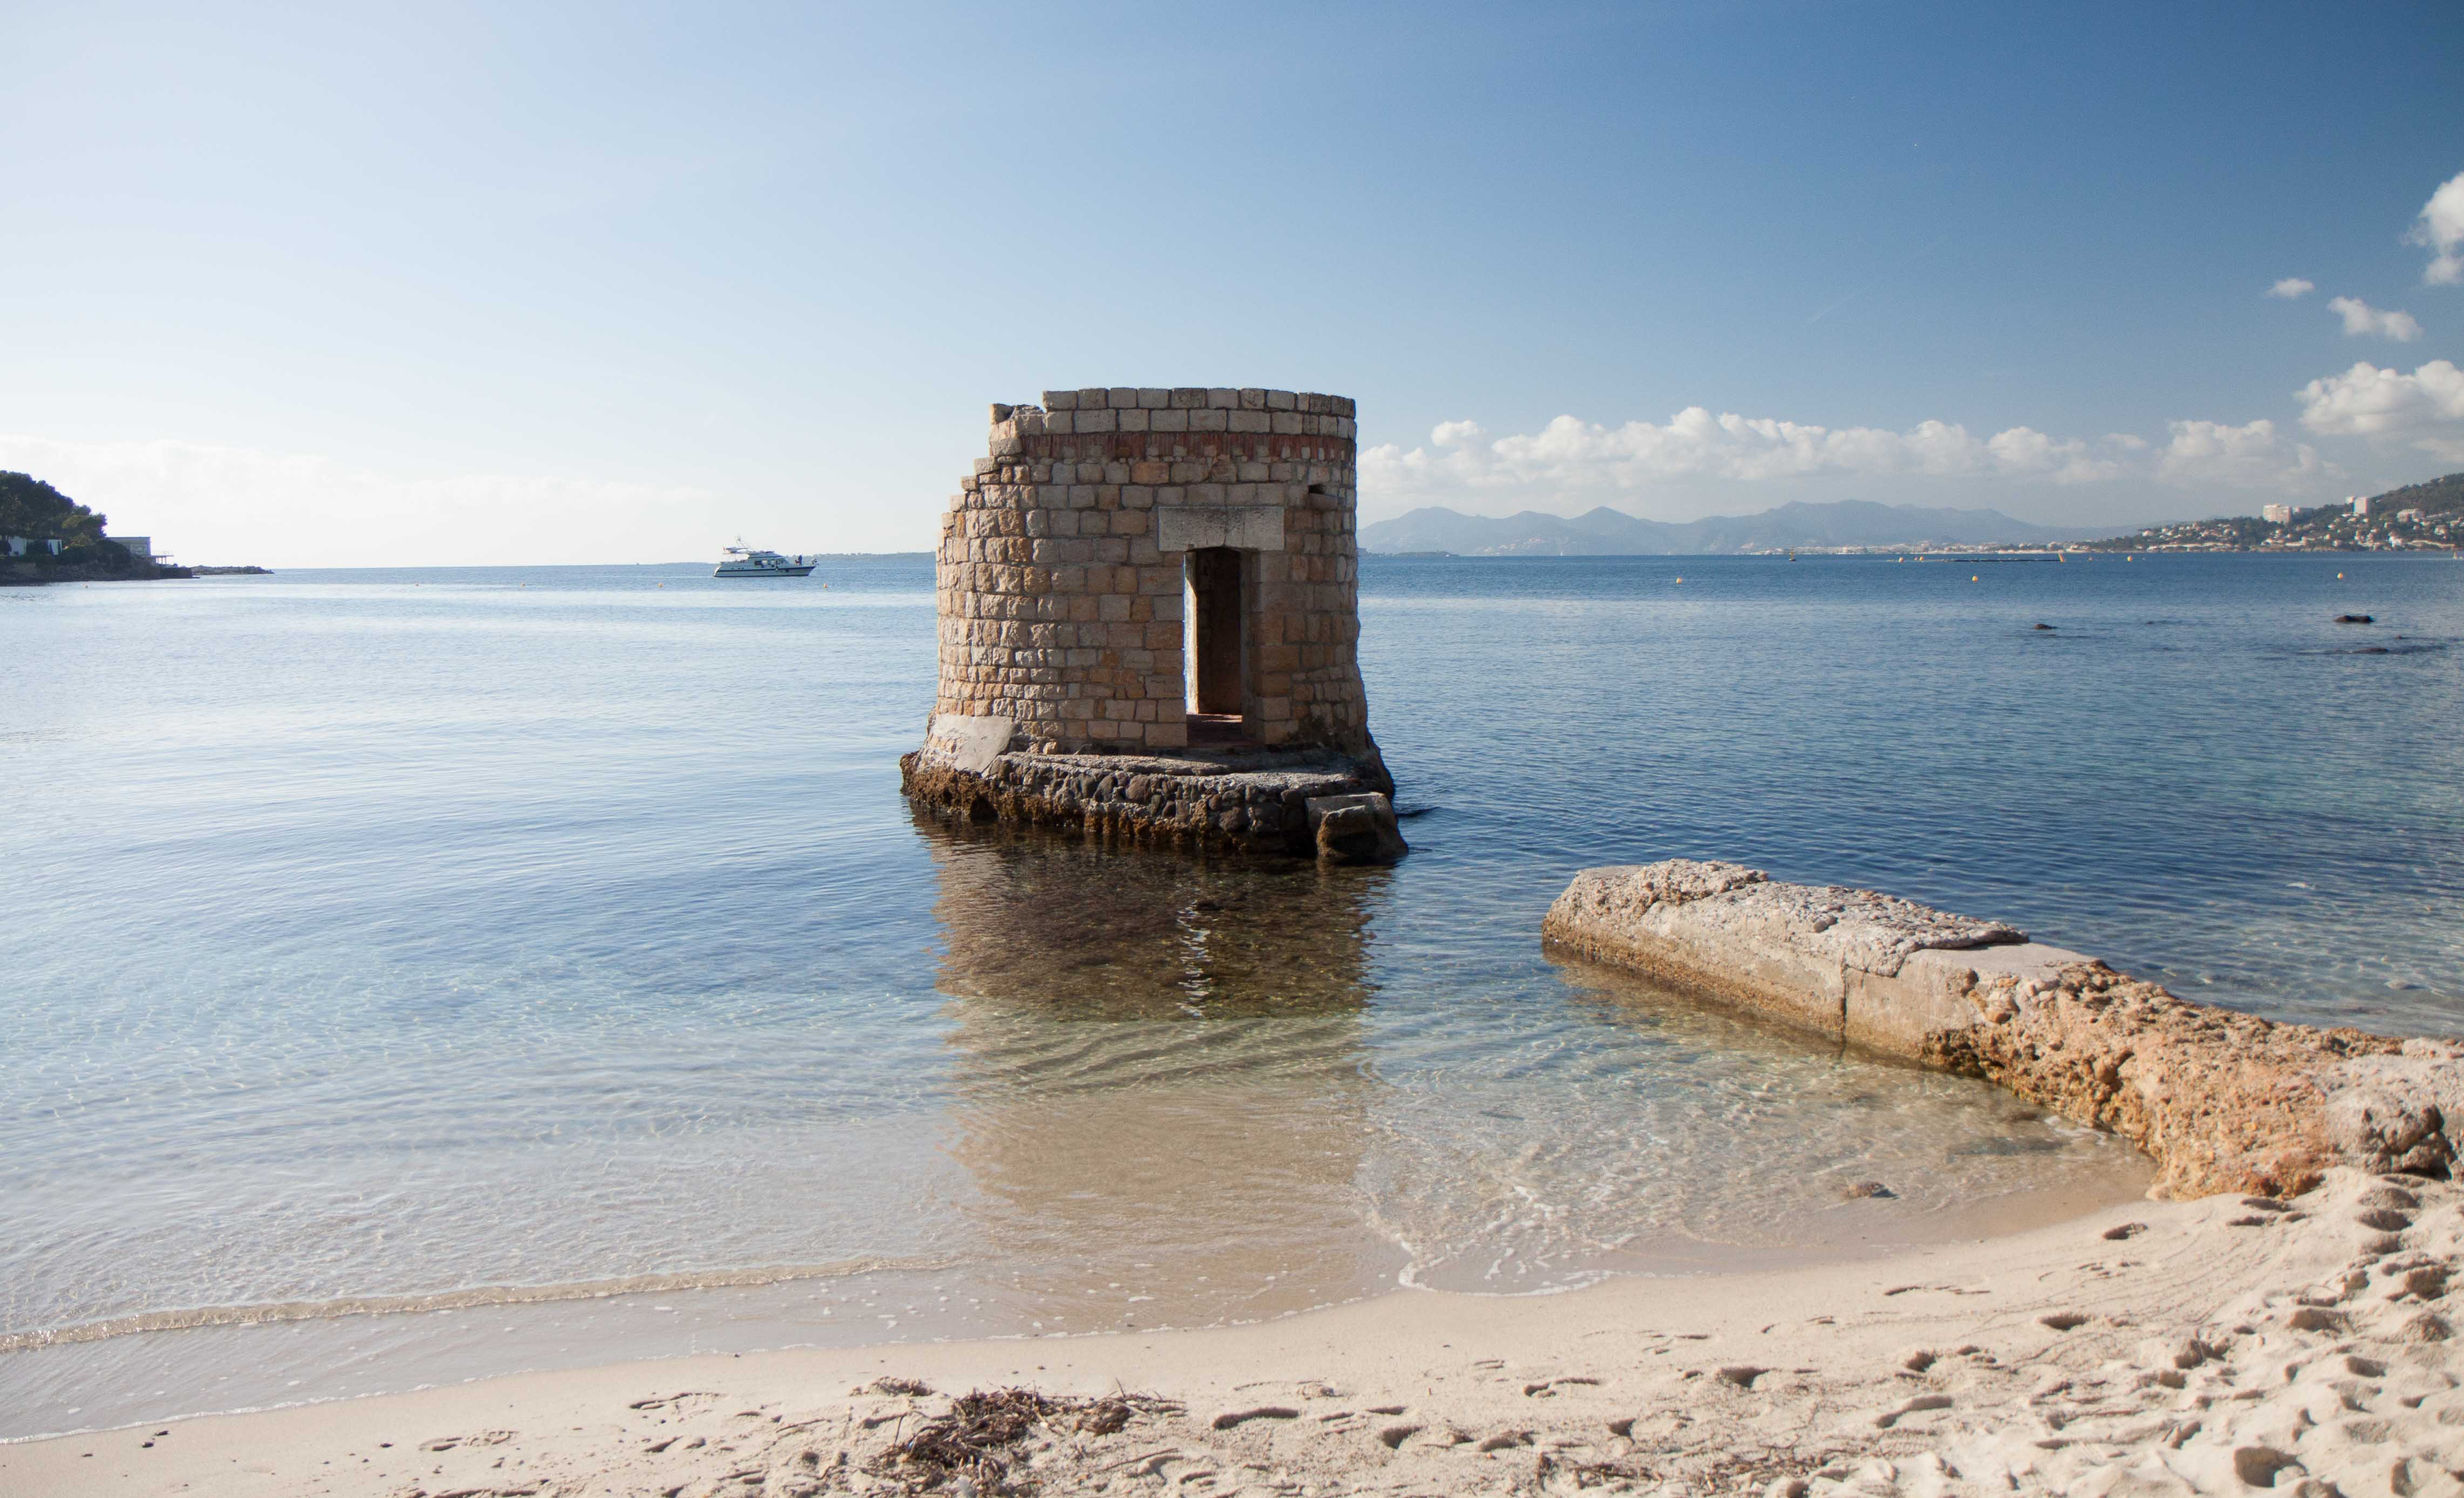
866 1388 1178 1494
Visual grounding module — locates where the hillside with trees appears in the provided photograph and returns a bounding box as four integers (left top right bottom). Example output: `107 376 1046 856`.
0 470 189 582
2075 472 2463 552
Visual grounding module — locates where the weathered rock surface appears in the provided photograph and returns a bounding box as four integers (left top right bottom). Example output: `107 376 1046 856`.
1544 860 2448 1199
1541 860 2040 1054
901 712 1402 860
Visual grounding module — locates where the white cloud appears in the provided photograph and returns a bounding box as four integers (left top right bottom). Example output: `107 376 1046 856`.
1985 426 2123 484
1358 405 2323 508
1364 408 2012 494
2327 295 2424 341
2296 360 2464 460
2408 170 2464 286
0 435 730 567
2266 278 2316 299
2154 419 2326 491
1480 409 1979 483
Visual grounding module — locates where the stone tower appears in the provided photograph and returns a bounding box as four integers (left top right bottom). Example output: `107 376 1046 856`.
931 386 1371 754
903 386 1403 861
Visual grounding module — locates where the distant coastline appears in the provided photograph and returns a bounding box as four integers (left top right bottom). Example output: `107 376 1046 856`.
1359 497 2103 557
1362 471 2464 558
0 557 198 586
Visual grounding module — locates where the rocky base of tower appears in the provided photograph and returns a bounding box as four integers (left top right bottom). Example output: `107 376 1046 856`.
900 716 1404 862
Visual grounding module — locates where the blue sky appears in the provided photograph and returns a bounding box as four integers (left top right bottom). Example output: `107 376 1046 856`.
3 2 2460 564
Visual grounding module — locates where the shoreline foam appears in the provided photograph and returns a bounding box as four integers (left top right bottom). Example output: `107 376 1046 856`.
0 1256 957 1355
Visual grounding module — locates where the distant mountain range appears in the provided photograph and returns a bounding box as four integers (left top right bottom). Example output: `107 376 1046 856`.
1358 499 2110 556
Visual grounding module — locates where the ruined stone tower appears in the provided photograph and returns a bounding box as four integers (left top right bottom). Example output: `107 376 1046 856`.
932 386 1371 754
903 386 1403 860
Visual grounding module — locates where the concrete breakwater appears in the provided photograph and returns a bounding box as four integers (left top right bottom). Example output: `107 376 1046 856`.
1544 859 2464 1199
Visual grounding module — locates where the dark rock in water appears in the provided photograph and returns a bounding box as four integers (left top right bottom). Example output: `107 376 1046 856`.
2033 623 2055 631
1310 792 1408 865
2335 614 2374 624
1842 1180 1897 1200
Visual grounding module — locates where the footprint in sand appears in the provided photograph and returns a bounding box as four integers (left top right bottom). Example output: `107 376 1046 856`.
1209 1406 1298 1430
417 1430 513 1453
1873 1394 1952 1429
2391 1264 2448 1299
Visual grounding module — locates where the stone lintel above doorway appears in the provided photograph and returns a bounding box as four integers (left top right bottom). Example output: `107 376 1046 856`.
1155 505 1284 554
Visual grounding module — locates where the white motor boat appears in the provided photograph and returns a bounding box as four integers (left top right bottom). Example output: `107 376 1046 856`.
714 543 816 578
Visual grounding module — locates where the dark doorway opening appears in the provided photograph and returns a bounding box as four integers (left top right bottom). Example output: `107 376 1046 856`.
1184 546 1245 734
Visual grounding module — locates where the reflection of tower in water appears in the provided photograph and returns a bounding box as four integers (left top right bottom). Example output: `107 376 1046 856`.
915 811 1395 1330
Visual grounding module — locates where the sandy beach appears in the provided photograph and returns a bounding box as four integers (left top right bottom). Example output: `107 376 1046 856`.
6 1167 2453 1497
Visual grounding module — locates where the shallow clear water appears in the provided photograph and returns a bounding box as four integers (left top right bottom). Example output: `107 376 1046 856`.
3 552 2457 1436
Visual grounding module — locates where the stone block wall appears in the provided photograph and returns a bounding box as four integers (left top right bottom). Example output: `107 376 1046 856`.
935 387 1371 754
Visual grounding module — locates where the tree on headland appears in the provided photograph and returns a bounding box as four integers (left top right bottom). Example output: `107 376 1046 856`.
1 470 106 541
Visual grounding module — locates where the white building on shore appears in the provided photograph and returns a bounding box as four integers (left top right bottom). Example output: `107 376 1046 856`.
2262 503 2293 524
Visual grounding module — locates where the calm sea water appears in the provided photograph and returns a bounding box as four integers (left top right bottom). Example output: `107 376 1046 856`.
3 552 2458 1436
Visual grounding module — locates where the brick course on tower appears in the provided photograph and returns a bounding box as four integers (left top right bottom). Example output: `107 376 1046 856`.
934 386 1372 754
